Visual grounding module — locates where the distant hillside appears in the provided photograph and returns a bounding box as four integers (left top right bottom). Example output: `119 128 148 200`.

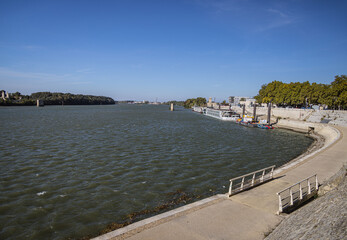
0 91 116 106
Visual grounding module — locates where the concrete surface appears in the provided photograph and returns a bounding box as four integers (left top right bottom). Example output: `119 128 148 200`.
93 123 347 240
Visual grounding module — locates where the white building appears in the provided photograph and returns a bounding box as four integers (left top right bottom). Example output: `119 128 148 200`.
229 96 256 106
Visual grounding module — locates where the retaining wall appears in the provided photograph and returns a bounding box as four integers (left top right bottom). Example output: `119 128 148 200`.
233 106 347 127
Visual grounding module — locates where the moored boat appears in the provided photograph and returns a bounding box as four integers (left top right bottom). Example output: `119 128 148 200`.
205 108 240 121
192 106 204 113
257 124 274 129
238 115 258 127
239 121 258 127
256 119 275 129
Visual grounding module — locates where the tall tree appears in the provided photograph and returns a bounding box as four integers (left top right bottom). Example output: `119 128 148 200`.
331 75 347 109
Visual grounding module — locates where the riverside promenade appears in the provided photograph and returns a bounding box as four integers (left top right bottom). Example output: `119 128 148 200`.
94 122 347 240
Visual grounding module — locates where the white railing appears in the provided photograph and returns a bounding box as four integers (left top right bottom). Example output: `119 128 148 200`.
277 174 318 214
228 165 275 197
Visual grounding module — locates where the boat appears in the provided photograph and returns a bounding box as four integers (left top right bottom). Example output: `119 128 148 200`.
256 119 275 129
238 119 258 127
205 108 240 121
238 115 258 128
238 105 275 130
239 121 258 127
192 106 204 113
257 124 274 129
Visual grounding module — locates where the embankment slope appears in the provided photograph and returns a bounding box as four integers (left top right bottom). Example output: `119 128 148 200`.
265 165 347 240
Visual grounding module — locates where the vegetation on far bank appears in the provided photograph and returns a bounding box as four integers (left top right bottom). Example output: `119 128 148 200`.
183 97 207 109
0 91 116 106
180 75 346 110
255 75 347 109
162 100 185 107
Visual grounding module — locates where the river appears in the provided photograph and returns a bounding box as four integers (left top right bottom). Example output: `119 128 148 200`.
0 104 313 239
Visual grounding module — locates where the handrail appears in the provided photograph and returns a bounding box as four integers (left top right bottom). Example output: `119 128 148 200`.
277 174 318 214
277 174 318 195
228 165 275 197
229 165 276 181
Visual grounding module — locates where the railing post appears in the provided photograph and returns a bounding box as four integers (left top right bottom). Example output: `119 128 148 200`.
270 167 274 179
315 175 318 190
277 194 282 214
228 181 233 196
290 188 293 205
261 170 265 182
251 173 255 186
299 182 303 199
241 177 245 190
308 179 311 194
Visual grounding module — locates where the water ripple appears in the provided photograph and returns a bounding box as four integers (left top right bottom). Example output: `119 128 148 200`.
0 105 313 239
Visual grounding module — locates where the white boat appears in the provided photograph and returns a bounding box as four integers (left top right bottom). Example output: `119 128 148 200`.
205 108 240 121
192 106 204 113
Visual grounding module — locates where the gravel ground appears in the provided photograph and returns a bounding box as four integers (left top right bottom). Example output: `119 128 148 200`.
265 167 347 240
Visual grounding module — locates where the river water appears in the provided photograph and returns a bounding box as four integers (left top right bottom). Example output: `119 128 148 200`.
0 104 313 239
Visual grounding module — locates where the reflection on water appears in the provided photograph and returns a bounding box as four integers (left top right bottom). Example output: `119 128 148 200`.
0 105 313 239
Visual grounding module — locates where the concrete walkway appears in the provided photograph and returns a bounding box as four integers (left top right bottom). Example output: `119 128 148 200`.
94 125 347 240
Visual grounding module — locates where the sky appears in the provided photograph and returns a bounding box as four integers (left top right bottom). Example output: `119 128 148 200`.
0 0 346 102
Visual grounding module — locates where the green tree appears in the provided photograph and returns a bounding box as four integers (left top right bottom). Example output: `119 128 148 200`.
331 75 347 109
256 80 284 104
300 81 312 106
196 97 206 106
255 84 267 103
183 97 206 108
311 83 325 105
255 76 347 109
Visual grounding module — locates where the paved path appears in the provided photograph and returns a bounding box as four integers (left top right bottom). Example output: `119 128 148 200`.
95 125 347 240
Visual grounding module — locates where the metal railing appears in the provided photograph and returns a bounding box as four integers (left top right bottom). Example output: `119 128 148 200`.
277 174 318 214
228 165 275 197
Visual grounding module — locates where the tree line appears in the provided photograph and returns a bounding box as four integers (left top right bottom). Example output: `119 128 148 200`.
0 91 116 106
163 100 185 107
183 97 206 108
254 75 347 109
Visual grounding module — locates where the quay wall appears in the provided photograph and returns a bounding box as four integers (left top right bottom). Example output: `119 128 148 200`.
233 106 347 127
233 106 313 120
276 119 339 147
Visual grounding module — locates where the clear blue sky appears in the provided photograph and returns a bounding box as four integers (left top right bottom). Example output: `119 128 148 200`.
1 0 346 101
